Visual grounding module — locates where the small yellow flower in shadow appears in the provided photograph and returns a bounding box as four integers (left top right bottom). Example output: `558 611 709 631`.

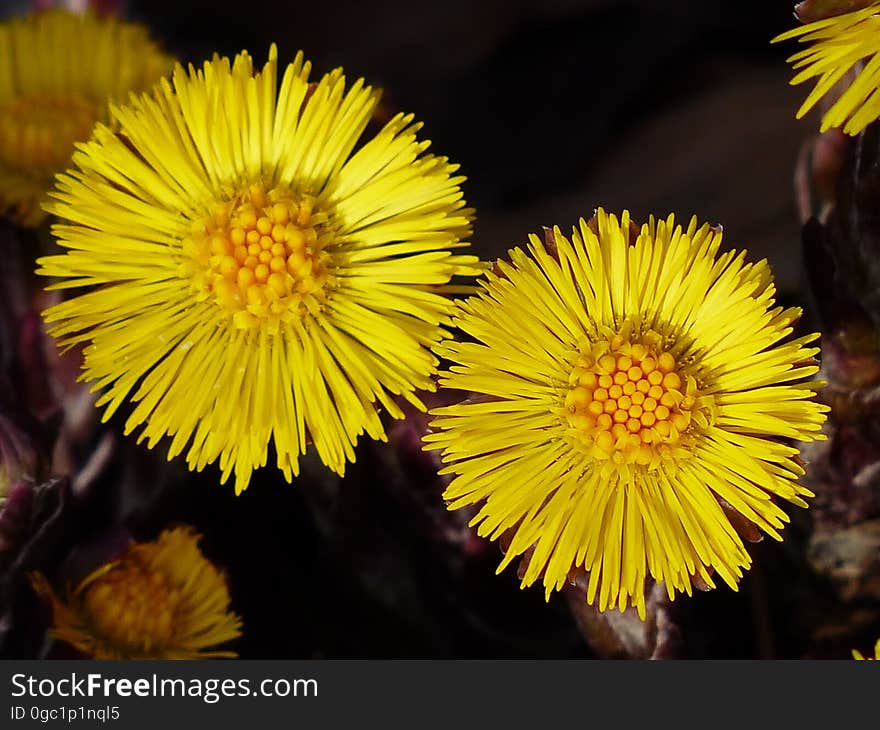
425 210 829 619
0 9 172 226
774 2 880 135
31 527 242 659
853 638 880 659
36 47 481 493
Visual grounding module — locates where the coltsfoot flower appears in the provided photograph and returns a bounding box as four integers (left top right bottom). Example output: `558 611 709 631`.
774 1 880 136
0 9 171 226
425 210 828 618
36 47 480 493
31 527 242 659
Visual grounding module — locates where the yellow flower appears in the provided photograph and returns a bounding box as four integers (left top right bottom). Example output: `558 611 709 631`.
774 2 880 135
853 639 880 659
31 527 242 659
0 9 172 226
425 210 828 619
36 47 480 493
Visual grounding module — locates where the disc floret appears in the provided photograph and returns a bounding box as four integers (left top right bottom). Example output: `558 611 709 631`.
184 184 335 332
565 326 713 470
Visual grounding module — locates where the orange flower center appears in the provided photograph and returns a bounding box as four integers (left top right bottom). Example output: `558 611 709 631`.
184 184 335 331
82 557 180 653
565 332 702 466
0 94 100 177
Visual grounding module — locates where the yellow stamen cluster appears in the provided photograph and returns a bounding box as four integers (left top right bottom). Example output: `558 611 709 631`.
185 184 334 331
0 94 99 178
82 559 179 654
565 332 701 466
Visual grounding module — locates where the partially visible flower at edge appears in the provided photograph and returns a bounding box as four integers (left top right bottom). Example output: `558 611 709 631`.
0 9 172 226
30 526 242 659
853 638 880 659
36 46 482 493
773 1 880 136
424 209 828 619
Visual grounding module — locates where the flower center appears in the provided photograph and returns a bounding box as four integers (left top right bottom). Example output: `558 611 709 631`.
82 557 180 654
565 330 704 468
184 184 335 331
0 94 100 177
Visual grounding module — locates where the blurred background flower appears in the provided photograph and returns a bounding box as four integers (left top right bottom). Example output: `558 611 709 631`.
31 526 242 659
0 7 172 225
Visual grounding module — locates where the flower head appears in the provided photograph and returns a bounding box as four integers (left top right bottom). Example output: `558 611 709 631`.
425 210 828 618
36 47 480 493
774 1 880 136
31 526 242 659
0 9 172 226
853 638 880 659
